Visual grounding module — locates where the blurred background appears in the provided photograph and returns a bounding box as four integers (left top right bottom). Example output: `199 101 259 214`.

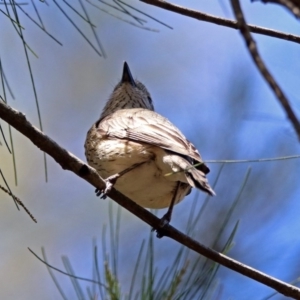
0 0 300 299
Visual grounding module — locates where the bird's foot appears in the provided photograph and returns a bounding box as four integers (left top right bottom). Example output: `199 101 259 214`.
95 174 120 199
152 212 171 238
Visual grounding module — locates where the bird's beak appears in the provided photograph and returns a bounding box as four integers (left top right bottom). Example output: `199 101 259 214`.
122 62 136 87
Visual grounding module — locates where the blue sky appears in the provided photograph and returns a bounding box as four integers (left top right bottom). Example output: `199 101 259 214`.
0 1 300 299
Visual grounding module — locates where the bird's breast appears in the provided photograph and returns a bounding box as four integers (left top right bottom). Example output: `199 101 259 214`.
84 131 190 208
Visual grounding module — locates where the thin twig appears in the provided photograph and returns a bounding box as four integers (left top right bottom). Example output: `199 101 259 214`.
0 183 36 222
140 0 300 45
86 0 160 31
0 57 18 184
165 154 300 177
15 3 63 45
6 0 48 181
117 0 172 29
0 168 18 209
30 0 44 28
259 0 300 19
205 154 300 164
28 248 107 287
78 0 106 58
231 0 300 141
0 123 11 152
41 248 68 300
53 0 103 57
62 0 97 26
113 0 145 25
0 99 300 299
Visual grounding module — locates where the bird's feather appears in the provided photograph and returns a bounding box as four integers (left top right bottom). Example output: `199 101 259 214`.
97 108 210 174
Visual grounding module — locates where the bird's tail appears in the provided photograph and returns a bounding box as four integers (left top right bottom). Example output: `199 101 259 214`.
163 155 216 196
186 166 216 196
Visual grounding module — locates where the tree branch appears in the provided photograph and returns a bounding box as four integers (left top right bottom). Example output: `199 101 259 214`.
231 0 300 140
259 0 300 19
0 100 300 299
140 0 300 45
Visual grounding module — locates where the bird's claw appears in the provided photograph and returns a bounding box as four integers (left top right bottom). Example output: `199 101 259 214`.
95 174 120 199
152 213 171 238
95 188 108 199
95 188 102 197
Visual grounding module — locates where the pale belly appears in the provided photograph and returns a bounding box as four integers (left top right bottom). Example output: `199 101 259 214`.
85 138 190 208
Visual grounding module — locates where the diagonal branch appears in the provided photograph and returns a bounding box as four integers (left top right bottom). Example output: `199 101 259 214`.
0 100 300 299
259 0 300 19
231 0 300 140
140 0 300 45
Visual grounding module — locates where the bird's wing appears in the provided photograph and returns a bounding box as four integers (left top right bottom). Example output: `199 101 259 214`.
97 108 210 174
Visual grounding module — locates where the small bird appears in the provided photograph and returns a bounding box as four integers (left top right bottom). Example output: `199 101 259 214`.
85 62 215 227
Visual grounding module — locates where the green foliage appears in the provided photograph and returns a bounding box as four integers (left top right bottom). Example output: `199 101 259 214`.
105 261 121 300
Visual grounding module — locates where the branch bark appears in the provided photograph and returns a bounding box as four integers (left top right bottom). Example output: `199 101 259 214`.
1 100 300 299
140 0 300 45
230 0 300 140
259 0 300 19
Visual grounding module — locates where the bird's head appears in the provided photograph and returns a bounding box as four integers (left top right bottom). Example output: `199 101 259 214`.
101 62 154 119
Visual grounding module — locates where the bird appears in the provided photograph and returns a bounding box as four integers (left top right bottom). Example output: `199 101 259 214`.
84 62 215 228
